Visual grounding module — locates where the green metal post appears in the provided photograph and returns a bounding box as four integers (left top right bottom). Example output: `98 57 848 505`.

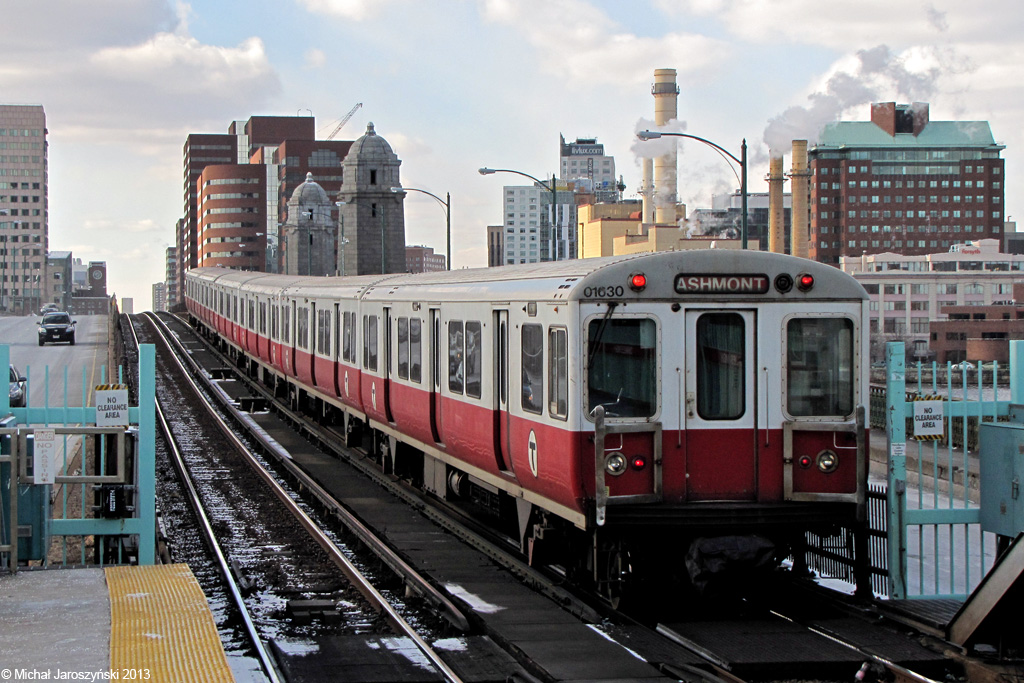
886 341 907 599
137 344 156 564
1011 340 1024 404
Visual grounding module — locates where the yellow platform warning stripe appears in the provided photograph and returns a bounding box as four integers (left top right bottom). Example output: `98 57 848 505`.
95 384 127 391
107 564 235 682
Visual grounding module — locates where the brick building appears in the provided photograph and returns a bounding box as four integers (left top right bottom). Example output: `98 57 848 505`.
405 245 445 273
810 103 1005 265
929 283 1024 364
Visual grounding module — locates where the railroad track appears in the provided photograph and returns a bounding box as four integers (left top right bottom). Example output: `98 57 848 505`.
131 313 466 682
136 313 965 683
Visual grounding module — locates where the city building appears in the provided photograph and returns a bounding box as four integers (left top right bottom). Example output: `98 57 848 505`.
486 225 503 267
701 192 791 252
71 261 109 315
164 246 178 309
810 102 1005 265
500 180 576 264
840 239 1024 361
339 123 406 275
405 245 445 273
196 163 267 270
0 104 47 315
928 286 1024 364
152 282 166 312
45 251 72 312
121 298 134 315
180 133 239 295
560 135 620 203
281 173 336 276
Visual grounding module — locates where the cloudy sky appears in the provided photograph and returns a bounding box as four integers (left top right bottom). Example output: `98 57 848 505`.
2 0 1021 309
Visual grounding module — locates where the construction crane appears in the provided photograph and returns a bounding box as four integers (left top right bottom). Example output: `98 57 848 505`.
326 102 363 140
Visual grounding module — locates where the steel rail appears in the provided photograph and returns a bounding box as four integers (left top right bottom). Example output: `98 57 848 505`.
126 318 282 683
143 313 464 683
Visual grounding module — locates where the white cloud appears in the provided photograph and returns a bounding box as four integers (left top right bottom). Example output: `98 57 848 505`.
297 0 395 21
479 0 729 86
304 48 327 69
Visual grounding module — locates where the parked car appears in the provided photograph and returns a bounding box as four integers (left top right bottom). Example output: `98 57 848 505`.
38 312 76 346
8 364 26 407
952 360 974 371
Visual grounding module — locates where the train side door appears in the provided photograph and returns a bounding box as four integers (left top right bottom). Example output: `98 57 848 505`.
683 310 758 501
383 307 394 423
493 309 512 472
429 307 442 444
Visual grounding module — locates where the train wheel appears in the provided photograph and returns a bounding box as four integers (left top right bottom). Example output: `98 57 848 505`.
598 543 633 609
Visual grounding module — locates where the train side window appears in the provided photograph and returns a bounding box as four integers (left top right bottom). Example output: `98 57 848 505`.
466 321 482 399
786 318 854 417
398 317 409 380
363 314 378 371
233 296 238 322
696 313 745 420
522 324 543 414
282 306 291 344
548 327 568 420
410 318 422 383
342 312 354 363
248 299 255 329
586 318 656 418
297 307 309 349
271 305 278 339
259 302 267 335
448 320 464 394
317 309 330 355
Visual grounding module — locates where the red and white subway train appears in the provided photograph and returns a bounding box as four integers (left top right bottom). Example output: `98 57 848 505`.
186 249 870 600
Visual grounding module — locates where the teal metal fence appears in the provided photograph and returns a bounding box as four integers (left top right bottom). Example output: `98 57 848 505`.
0 344 155 570
884 340 1012 600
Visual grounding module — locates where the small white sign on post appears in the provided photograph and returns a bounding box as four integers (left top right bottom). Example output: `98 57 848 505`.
34 428 56 485
95 386 130 427
913 400 944 437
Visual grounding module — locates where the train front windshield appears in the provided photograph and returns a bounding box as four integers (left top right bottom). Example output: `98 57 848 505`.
586 318 657 418
786 318 855 417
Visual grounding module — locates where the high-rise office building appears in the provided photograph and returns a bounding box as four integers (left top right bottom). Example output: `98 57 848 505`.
560 135 619 202
810 102 1005 264
164 246 178 309
0 104 47 315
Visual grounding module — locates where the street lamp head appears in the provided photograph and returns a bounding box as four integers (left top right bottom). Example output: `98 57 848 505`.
390 186 403 193
636 130 662 140
335 200 345 207
478 168 495 175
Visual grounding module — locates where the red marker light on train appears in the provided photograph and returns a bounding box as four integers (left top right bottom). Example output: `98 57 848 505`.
798 455 813 469
631 455 647 471
797 274 814 291
629 273 647 292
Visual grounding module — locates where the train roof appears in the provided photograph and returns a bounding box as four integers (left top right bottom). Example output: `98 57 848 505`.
189 250 867 303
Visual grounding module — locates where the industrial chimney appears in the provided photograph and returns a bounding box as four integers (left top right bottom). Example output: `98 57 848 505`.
767 155 786 254
641 158 654 224
790 140 810 259
652 68 679 225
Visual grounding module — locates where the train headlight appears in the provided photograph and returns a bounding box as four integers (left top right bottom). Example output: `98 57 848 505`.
605 453 627 476
774 273 794 293
816 450 839 474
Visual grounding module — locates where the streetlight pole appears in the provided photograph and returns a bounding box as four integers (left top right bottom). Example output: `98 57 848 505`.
479 167 559 262
637 131 749 250
391 186 451 270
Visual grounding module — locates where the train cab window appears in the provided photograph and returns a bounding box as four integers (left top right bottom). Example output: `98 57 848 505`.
409 318 422 383
548 327 568 420
786 318 854 417
696 313 745 420
448 321 464 394
398 317 409 379
363 314 378 371
522 324 543 414
586 318 656 418
466 321 482 399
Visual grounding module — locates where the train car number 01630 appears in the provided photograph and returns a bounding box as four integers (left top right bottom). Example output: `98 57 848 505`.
582 285 625 299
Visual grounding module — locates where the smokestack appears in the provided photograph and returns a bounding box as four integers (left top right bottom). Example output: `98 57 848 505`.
768 155 786 254
790 140 810 259
641 158 654 224
652 68 679 225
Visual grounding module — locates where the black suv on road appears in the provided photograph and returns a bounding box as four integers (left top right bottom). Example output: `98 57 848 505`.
38 312 76 346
